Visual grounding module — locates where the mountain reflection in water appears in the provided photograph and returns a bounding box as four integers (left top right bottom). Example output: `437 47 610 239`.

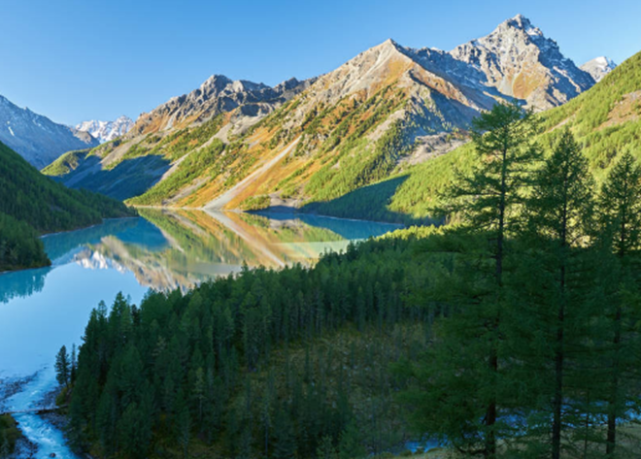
0 210 400 303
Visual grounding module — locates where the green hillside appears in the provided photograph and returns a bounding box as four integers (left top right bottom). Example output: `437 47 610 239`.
0 141 134 271
311 50 641 223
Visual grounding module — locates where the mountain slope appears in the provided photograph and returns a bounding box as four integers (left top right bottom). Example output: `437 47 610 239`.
46 15 595 211
43 77 314 200
0 141 133 271
311 49 641 223
0 95 99 168
76 116 134 143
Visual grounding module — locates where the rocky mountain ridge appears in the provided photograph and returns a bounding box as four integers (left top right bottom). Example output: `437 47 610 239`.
128 75 315 137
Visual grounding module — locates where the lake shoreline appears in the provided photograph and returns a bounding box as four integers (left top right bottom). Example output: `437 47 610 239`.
131 204 413 227
1 217 141 276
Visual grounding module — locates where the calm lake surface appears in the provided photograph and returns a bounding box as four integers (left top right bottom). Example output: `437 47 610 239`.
0 210 399 458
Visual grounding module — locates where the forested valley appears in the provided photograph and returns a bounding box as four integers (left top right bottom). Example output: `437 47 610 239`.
0 141 134 271
58 102 641 459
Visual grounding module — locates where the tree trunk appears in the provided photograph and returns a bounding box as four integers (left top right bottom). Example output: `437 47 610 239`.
606 305 622 456
552 298 564 459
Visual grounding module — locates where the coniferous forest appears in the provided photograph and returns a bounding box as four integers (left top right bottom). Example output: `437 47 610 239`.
61 102 641 459
0 141 134 271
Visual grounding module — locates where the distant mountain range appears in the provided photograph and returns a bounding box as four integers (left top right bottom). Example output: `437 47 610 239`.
0 96 99 169
76 116 134 143
42 15 624 216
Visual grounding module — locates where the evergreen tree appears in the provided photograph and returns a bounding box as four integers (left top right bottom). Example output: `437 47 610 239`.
597 152 641 456
338 421 366 459
175 394 191 459
55 345 71 388
517 129 596 459
70 344 78 383
272 406 296 459
426 102 540 457
317 435 338 459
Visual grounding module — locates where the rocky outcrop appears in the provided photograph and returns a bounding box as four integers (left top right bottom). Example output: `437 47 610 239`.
439 14 594 110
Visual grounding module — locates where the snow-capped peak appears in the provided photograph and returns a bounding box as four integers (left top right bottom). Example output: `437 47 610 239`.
76 116 134 143
580 56 617 83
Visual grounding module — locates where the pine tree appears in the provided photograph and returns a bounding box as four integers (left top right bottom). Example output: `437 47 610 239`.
70 344 78 383
175 393 191 459
426 102 540 457
317 435 338 459
597 152 641 456
338 421 366 459
272 406 296 459
518 129 596 459
55 345 71 388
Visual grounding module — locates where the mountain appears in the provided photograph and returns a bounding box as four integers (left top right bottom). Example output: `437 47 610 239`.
76 116 134 143
45 15 596 211
581 56 617 82
129 75 313 137
0 95 99 169
311 48 641 223
43 76 313 200
446 14 595 109
0 141 133 271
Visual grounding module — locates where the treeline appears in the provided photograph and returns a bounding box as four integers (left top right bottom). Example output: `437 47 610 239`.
65 228 433 458
0 141 134 270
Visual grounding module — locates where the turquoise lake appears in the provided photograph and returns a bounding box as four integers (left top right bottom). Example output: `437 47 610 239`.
0 210 399 458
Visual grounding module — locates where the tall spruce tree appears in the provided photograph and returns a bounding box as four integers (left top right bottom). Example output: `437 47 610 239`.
452 104 540 458
597 152 641 456
401 102 540 458
517 129 596 459
55 345 71 388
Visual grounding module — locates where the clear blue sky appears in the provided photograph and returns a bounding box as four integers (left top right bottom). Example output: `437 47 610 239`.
0 0 639 126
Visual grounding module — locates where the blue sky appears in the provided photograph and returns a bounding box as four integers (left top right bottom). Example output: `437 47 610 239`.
0 0 639 126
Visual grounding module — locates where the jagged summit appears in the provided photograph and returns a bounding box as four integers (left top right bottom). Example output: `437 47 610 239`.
504 14 536 31
444 14 594 109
